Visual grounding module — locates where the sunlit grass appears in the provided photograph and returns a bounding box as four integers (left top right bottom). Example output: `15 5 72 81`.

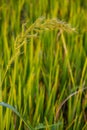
0 0 87 130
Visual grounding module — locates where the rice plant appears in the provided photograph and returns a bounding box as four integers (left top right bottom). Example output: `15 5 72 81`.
0 0 87 130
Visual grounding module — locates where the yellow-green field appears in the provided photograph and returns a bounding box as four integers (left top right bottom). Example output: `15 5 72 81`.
0 0 87 130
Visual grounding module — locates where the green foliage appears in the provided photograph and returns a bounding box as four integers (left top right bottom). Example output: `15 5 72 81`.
0 0 87 129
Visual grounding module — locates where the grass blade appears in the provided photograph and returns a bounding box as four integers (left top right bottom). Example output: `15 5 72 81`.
0 102 34 130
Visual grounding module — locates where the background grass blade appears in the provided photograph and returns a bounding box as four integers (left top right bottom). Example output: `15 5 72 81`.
0 102 34 130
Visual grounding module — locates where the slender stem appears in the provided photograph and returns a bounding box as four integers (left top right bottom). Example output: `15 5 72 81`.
61 32 75 87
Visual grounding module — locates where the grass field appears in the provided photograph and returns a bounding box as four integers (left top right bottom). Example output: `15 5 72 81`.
0 0 87 130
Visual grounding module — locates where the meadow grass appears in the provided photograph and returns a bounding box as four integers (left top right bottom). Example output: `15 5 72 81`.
0 0 87 130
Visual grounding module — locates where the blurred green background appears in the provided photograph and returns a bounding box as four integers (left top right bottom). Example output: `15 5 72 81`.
0 0 87 130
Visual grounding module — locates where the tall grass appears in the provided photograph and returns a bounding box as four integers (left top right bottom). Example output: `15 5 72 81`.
0 0 87 130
